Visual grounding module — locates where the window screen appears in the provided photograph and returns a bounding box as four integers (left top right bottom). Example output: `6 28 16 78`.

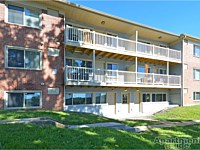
8 5 24 25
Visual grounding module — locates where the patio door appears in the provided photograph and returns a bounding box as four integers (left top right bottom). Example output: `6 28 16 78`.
121 92 130 114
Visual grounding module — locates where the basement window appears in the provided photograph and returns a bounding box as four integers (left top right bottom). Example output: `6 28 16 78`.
6 91 42 109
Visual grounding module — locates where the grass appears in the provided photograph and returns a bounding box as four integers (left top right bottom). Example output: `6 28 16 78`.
1 106 200 149
154 105 200 121
0 110 116 125
0 110 158 126
0 123 200 149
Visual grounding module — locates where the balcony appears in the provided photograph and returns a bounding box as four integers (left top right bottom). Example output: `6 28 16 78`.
65 66 181 88
65 26 182 63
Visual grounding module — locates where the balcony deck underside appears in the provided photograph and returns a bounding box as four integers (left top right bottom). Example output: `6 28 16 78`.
66 45 178 65
65 81 181 89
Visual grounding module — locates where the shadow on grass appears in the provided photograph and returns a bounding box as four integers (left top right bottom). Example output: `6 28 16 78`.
1 123 200 149
0 110 117 125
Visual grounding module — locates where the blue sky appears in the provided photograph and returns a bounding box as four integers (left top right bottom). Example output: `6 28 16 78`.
69 0 200 38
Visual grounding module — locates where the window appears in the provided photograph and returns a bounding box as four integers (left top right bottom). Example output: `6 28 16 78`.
143 93 167 102
193 92 200 100
8 5 24 25
194 45 200 57
107 63 117 77
138 66 145 73
122 93 128 104
66 59 92 68
96 93 107 104
159 69 167 74
66 59 93 81
142 93 151 102
65 93 93 105
6 47 41 70
194 69 200 80
8 4 40 28
6 91 41 108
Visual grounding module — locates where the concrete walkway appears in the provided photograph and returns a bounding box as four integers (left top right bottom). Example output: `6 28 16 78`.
69 120 200 132
69 122 136 132
0 117 200 133
0 117 67 128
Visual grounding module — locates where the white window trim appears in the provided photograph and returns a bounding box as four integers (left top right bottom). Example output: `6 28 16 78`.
121 92 129 104
193 92 200 101
5 2 42 29
193 68 200 80
65 92 93 106
142 92 168 102
5 45 42 70
95 92 107 105
65 92 108 105
106 62 118 78
4 90 42 109
193 45 200 57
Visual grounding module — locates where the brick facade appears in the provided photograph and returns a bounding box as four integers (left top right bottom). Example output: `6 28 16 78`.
0 3 64 110
183 41 200 105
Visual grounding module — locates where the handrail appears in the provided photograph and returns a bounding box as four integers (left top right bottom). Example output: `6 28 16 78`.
66 26 181 61
65 66 181 86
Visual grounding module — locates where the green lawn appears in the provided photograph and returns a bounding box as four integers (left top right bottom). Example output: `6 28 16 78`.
0 110 157 126
0 124 199 149
154 105 200 121
0 110 115 125
1 107 200 149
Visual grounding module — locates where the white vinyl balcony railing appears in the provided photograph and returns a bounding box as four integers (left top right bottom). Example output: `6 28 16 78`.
66 26 181 61
65 66 181 87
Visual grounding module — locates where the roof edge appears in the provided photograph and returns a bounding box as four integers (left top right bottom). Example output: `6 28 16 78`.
55 0 180 38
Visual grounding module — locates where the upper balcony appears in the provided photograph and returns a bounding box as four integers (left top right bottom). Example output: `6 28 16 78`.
65 26 182 63
65 66 181 88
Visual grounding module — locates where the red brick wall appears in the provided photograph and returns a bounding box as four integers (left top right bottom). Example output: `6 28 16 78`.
0 2 65 110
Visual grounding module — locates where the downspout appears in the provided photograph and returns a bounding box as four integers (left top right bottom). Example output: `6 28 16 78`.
180 34 186 106
63 14 66 110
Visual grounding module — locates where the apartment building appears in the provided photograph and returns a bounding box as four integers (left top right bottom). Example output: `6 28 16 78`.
0 0 199 117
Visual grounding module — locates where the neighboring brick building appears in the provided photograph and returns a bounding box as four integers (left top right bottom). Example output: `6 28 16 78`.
0 0 199 117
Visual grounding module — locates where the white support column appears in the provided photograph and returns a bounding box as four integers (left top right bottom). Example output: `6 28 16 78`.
167 61 169 86
135 30 138 53
135 57 138 84
167 61 169 75
93 49 96 81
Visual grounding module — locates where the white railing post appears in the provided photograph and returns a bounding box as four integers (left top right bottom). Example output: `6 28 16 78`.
168 76 170 86
152 73 154 85
135 30 138 53
168 48 170 60
135 57 138 84
93 31 95 45
92 49 96 82
152 45 154 56
116 36 118 49
116 70 119 83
